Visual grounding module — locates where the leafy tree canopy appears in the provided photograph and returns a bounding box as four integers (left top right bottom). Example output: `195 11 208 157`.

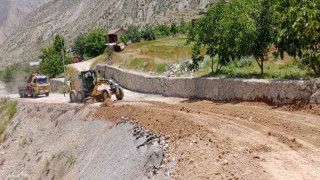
85 29 108 58
39 34 71 78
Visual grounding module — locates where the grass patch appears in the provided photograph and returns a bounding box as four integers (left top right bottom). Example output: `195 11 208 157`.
0 98 17 143
156 64 168 73
66 155 76 166
196 56 316 80
112 36 193 73
37 156 42 163
90 53 108 70
56 66 79 81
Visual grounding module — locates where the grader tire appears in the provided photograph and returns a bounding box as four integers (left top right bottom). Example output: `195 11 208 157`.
116 87 124 100
69 90 77 103
77 90 85 103
101 89 111 102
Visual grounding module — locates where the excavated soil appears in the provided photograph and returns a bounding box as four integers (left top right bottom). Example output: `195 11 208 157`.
95 99 320 180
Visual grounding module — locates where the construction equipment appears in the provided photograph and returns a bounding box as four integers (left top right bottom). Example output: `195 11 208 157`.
69 69 124 103
18 74 51 98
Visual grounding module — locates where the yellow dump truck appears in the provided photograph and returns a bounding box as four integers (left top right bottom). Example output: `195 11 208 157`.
18 73 51 98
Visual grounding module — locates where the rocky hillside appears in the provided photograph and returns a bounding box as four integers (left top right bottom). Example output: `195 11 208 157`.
0 101 171 179
0 0 216 68
0 0 52 44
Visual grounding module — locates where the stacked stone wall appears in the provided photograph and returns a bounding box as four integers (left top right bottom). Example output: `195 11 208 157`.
97 65 320 105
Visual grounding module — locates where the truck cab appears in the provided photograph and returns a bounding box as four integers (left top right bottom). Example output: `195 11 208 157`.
31 75 51 97
18 74 51 98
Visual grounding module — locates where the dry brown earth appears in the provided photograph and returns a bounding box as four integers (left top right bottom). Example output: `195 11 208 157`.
95 99 320 179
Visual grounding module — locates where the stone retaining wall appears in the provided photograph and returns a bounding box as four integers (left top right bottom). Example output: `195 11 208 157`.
98 65 320 105
50 78 64 92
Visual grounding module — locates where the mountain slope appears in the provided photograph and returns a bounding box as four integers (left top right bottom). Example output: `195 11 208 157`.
0 0 52 44
0 0 215 67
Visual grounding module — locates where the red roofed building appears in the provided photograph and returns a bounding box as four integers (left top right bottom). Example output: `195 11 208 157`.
106 28 126 43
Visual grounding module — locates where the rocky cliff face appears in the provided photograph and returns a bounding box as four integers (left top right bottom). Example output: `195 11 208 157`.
0 0 52 44
0 0 216 67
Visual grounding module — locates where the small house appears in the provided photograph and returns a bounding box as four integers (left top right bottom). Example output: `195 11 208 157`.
106 28 126 43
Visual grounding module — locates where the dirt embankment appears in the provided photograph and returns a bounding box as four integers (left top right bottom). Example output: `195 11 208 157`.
0 101 170 180
1 95 320 180
95 99 320 180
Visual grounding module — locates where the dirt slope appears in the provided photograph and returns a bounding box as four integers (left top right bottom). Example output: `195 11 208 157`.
0 102 170 179
95 100 320 179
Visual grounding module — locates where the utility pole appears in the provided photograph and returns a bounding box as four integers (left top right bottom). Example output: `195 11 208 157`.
48 22 66 97
61 38 66 97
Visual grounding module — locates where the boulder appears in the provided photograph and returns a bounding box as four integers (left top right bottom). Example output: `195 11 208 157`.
311 89 320 105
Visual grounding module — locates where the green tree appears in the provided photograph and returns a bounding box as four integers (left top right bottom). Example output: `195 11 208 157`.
141 24 156 41
179 19 188 34
71 34 86 61
126 25 141 43
274 0 320 74
119 35 129 44
39 35 71 77
0 63 32 84
170 23 179 36
85 29 107 58
53 34 66 54
0 67 13 83
188 0 236 73
155 25 171 37
241 0 275 76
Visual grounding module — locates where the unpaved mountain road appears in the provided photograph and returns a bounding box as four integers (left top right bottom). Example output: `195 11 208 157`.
67 57 97 72
1 81 320 179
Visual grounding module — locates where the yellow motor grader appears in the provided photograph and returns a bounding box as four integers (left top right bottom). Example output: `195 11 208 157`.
69 70 124 103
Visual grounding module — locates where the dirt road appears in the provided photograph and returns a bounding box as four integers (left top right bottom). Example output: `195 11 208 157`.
67 57 97 72
95 98 320 179
1 82 320 179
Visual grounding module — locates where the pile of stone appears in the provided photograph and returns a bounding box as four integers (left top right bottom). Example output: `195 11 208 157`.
163 60 194 77
116 117 173 178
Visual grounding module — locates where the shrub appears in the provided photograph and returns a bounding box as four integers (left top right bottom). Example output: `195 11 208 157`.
141 24 156 41
71 34 86 61
170 23 179 36
156 64 167 73
155 25 171 37
126 25 141 43
85 29 108 58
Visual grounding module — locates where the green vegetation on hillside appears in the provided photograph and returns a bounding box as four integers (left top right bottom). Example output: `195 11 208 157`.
56 66 79 81
111 37 192 72
196 56 314 80
188 0 320 78
0 63 32 84
39 34 71 78
0 98 17 143
71 29 108 59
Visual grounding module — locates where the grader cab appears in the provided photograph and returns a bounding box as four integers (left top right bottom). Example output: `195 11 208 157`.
69 70 124 103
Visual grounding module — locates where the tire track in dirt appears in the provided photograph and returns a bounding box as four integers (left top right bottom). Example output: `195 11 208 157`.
94 99 320 179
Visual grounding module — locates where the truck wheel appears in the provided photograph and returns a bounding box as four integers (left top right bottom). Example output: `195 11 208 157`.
69 90 77 103
19 90 22 98
101 89 111 102
116 87 124 100
77 90 85 103
45 92 50 97
32 91 38 98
